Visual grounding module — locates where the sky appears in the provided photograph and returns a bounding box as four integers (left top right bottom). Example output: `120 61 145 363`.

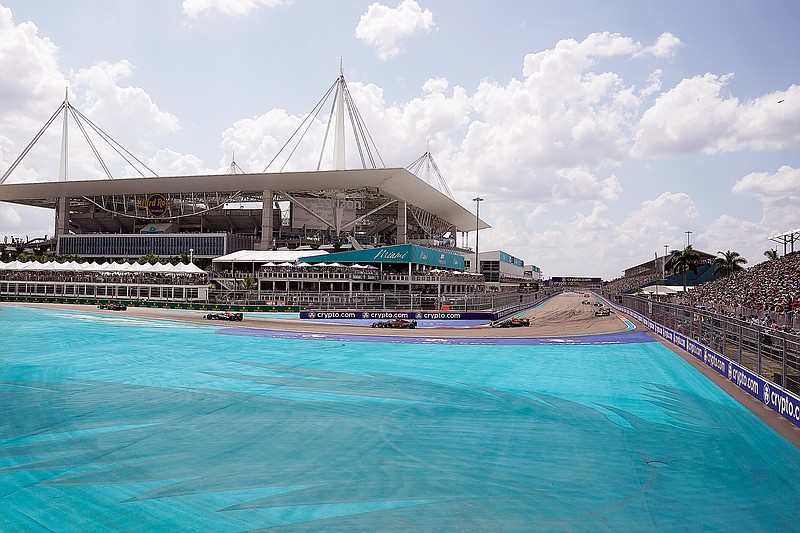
0 0 798 280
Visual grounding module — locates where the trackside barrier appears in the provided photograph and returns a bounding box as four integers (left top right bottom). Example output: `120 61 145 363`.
605 297 800 429
0 295 297 313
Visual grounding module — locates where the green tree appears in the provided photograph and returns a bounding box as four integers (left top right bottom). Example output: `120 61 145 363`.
764 249 778 261
713 250 747 277
138 253 161 265
240 274 257 303
665 245 702 292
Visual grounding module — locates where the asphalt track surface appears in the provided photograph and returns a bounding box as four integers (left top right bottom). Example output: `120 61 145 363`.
76 290 629 339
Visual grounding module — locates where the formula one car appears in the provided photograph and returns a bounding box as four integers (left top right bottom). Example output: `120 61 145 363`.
371 319 417 329
493 317 531 328
595 308 611 317
582 300 591 305
97 302 127 311
204 311 244 321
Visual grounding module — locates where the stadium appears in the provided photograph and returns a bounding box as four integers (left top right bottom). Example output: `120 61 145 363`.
0 71 539 310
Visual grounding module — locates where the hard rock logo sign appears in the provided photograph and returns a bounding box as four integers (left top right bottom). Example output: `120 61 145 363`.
138 193 174 217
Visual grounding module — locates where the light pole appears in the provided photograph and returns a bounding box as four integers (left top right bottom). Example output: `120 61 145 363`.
663 244 669 279
189 248 194 264
473 197 483 274
685 231 692 248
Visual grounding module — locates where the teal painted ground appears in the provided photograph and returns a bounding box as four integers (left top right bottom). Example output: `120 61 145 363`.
1 305 799 531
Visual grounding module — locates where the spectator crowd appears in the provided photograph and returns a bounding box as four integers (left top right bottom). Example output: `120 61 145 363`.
678 252 799 332
605 252 799 334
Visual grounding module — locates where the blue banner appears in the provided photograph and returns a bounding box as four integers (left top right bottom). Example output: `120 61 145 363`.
301 310 496 321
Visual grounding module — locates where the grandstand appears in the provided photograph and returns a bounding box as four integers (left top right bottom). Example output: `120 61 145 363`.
606 249 717 293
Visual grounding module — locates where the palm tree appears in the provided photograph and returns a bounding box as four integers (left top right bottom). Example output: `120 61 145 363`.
665 245 701 293
713 250 747 277
764 249 778 261
240 274 257 303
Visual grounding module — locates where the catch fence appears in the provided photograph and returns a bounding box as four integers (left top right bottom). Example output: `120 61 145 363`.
612 293 800 394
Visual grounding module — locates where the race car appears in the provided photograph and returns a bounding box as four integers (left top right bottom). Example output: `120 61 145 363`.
204 311 244 321
595 308 611 317
97 302 127 311
493 317 531 328
371 319 417 329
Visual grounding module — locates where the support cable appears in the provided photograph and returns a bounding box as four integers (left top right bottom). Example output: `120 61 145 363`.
0 103 66 184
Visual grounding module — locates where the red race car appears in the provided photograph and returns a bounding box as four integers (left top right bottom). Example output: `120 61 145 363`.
493 317 531 328
371 319 417 329
98 302 127 311
204 311 244 321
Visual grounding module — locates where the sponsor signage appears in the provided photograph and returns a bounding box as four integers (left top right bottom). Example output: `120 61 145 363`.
610 301 800 429
303 244 464 269
139 193 174 217
300 310 493 320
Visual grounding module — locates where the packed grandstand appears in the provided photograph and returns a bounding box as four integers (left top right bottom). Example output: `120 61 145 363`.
605 251 800 335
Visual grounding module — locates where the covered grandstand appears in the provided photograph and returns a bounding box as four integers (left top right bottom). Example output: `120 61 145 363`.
0 168 488 259
0 68 489 263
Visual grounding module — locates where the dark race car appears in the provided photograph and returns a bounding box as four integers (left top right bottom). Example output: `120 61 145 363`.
97 302 127 311
371 319 417 329
493 317 531 328
595 308 611 317
204 311 244 321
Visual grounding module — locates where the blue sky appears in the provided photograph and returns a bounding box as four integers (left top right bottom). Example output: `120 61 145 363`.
0 0 798 279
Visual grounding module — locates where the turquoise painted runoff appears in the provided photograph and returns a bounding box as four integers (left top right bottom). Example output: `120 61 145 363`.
1 304 799 531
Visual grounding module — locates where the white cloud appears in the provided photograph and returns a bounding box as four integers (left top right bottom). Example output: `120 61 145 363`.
0 6 67 135
148 149 212 176
182 0 290 18
478 191 701 278
733 165 800 203
0 203 53 239
637 32 682 59
356 0 435 61
633 73 738 157
70 61 180 141
634 78 800 157
731 85 800 151
701 215 768 265
732 165 800 230
221 107 338 172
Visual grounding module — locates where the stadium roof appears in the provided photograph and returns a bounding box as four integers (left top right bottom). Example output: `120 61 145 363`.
0 168 490 232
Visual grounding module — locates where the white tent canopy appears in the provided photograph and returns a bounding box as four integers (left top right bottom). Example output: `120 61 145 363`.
213 249 328 265
0 260 206 275
640 285 685 295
